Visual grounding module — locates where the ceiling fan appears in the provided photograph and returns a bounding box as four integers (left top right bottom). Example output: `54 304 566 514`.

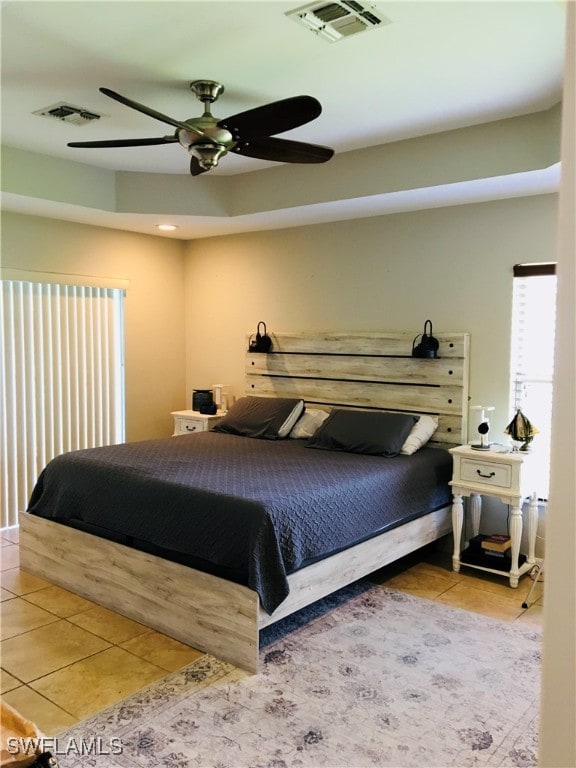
67 80 335 175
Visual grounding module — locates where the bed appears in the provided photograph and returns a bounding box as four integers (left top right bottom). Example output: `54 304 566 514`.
20 330 470 673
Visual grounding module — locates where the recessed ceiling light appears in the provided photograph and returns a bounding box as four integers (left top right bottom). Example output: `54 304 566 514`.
157 224 177 231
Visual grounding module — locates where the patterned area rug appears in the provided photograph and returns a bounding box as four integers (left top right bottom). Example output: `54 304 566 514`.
58 583 540 767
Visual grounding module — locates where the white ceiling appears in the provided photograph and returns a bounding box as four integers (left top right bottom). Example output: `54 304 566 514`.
0 0 566 238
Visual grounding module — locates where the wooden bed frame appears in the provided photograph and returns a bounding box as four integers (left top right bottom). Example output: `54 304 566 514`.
20 330 470 673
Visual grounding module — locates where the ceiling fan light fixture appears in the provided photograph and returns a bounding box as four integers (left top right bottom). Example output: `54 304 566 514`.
189 142 228 170
67 82 333 175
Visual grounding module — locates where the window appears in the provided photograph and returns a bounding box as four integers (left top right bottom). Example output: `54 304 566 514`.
0 280 125 528
509 263 557 498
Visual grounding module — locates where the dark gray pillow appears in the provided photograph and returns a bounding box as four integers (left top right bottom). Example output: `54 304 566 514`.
306 409 419 457
213 396 305 440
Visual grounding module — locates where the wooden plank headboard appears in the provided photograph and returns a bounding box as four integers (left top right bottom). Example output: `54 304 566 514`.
245 330 470 446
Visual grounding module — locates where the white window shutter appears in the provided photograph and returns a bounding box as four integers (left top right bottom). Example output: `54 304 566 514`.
510 266 557 498
0 281 125 528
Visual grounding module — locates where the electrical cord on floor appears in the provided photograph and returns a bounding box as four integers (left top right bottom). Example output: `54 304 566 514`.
529 563 544 582
522 561 544 609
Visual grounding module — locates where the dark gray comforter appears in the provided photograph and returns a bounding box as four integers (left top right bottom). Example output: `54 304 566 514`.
27 432 452 613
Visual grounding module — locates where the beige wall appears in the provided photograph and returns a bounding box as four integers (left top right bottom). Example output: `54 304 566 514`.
0 213 187 441
184 193 558 441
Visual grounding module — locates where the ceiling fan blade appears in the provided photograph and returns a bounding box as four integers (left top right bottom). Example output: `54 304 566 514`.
68 136 178 148
100 87 204 137
219 96 322 138
190 156 209 176
232 136 334 164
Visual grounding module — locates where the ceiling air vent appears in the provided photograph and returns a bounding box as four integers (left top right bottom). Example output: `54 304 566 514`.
33 102 103 126
286 1 391 42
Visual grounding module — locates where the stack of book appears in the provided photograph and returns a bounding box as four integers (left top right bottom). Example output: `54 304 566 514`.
461 533 525 570
478 534 511 557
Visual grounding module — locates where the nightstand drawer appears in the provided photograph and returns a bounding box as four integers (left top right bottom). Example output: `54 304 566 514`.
460 458 512 489
174 417 206 435
171 410 225 436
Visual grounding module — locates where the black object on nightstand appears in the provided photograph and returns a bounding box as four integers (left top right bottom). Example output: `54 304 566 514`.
192 389 213 411
471 420 491 451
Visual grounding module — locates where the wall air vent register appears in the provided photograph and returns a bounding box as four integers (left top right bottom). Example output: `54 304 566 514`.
286 1 391 42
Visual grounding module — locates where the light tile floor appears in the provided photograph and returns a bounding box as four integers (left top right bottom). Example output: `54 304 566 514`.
0 528 543 736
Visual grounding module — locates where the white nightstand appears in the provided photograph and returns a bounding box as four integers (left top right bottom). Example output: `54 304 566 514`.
171 409 225 436
449 445 541 587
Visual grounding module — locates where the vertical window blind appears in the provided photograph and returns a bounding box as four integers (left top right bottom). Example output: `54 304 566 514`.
510 263 557 498
0 280 125 529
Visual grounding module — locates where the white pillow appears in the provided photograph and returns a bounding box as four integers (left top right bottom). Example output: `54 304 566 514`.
400 415 439 455
289 408 330 439
277 399 306 438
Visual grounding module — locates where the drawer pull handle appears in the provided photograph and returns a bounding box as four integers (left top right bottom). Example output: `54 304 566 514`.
476 469 495 479
185 425 197 432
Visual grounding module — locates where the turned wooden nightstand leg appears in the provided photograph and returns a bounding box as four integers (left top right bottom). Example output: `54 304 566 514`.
452 493 464 572
470 493 482 537
526 492 539 564
509 501 523 587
